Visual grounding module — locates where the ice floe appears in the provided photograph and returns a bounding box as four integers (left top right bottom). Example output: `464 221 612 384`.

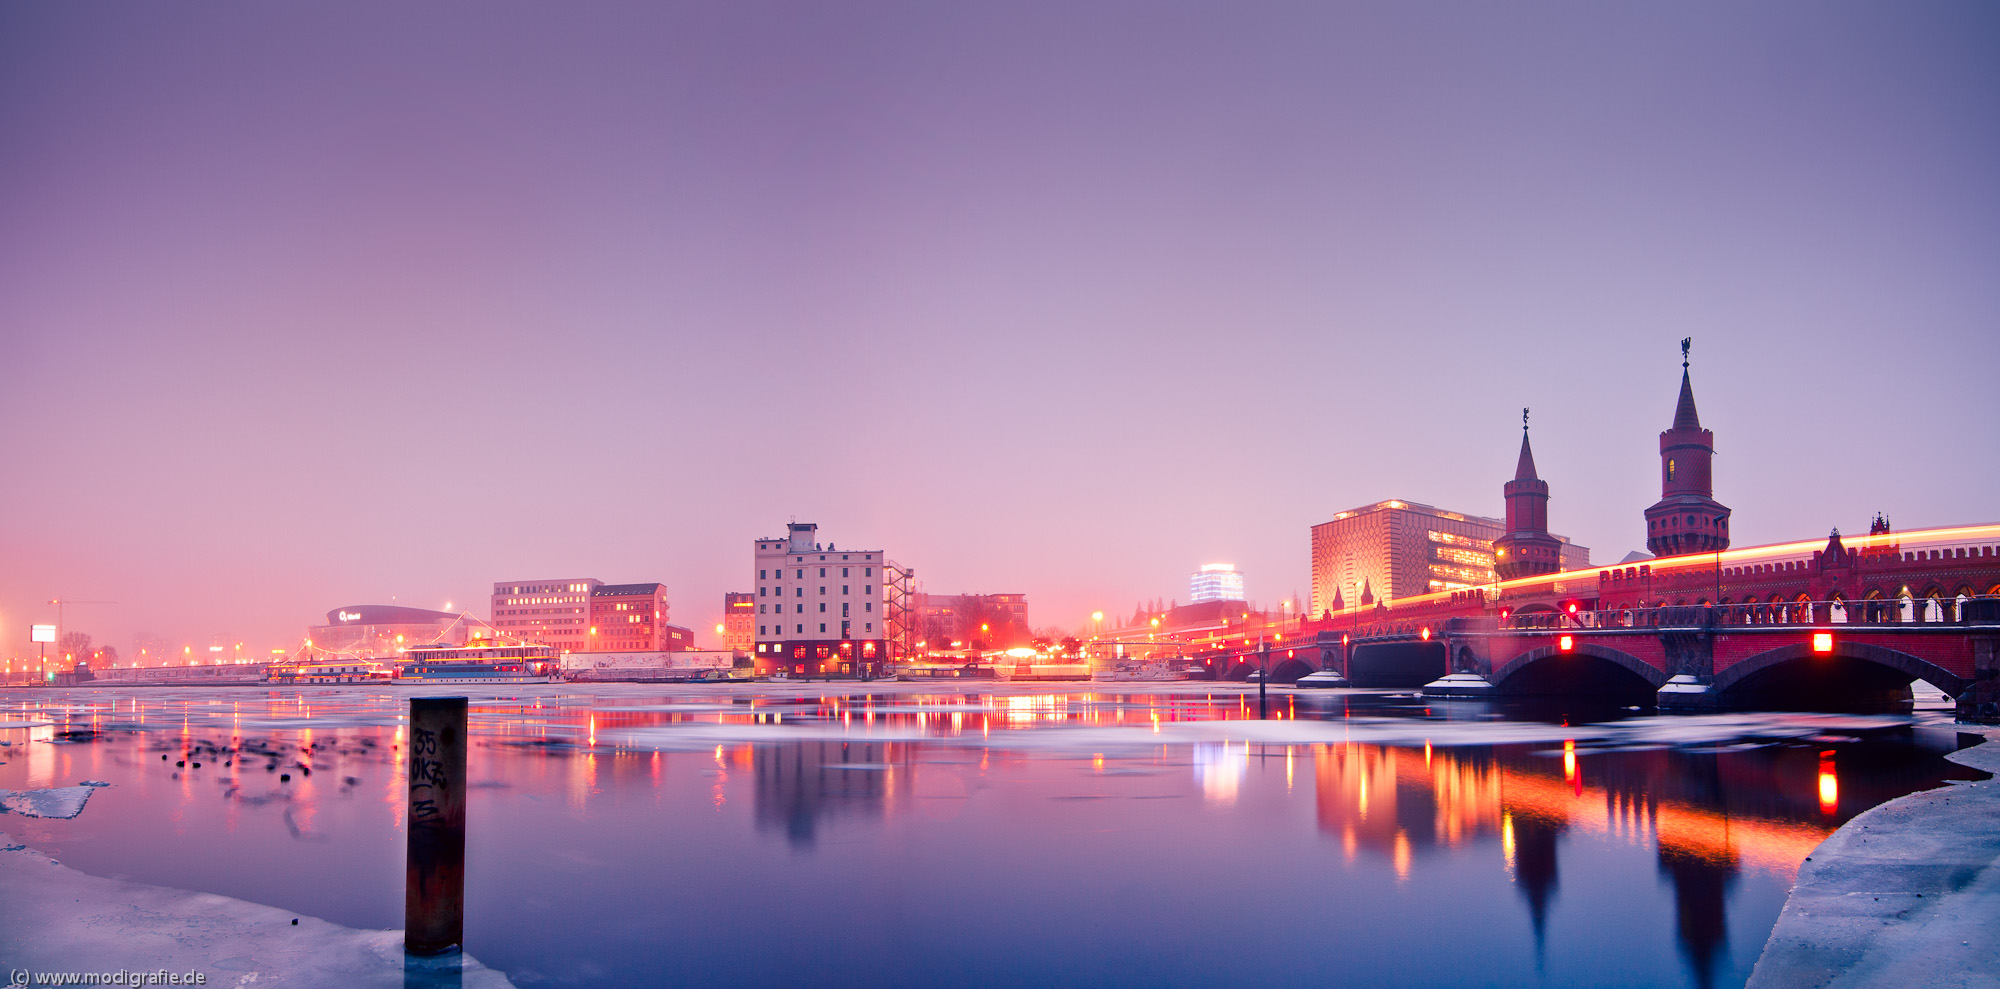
0 785 99 819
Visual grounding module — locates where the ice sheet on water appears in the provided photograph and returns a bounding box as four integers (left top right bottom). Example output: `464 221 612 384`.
0 831 516 987
0 785 98 819
598 710 1916 756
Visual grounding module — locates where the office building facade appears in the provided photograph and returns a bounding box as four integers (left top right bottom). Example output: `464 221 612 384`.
1189 564 1246 603
1310 500 1589 617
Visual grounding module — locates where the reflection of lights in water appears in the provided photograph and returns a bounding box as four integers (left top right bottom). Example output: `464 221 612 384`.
1562 739 1576 782
1423 740 1431 766
1502 811 1516 875
1194 742 1246 804
1342 826 1357 863
1392 829 1411 880
1818 750 1838 814
1286 747 1294 791
1092 753 1104 773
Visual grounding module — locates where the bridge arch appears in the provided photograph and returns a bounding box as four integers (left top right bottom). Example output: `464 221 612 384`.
1270 657 1315 683
1711 641 1969 709
1491 641 1668 700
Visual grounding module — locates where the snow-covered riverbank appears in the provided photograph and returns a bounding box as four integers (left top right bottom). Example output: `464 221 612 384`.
1749 727 2000 988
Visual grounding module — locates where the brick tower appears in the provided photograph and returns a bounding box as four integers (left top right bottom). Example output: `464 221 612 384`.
1644 338 1731 557
1494 409 1564 580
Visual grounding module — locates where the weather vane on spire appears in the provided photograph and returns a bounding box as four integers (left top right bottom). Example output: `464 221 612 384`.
1681 337 1691 369
1522 407 1530 434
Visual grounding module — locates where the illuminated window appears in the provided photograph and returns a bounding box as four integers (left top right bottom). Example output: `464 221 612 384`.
1668 459 1676 480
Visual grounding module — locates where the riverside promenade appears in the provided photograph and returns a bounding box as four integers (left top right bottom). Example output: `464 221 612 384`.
1749 728 2000 988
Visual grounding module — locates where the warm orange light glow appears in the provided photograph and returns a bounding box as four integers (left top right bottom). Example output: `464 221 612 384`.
1812 632 1834 653
1420 627 1431 641
1562 739 1576 781
1818 752 1838 814
1558 635 1573 652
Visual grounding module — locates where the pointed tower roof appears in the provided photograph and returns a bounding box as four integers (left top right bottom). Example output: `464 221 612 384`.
1515 431 1539 481
1672 370 1702 430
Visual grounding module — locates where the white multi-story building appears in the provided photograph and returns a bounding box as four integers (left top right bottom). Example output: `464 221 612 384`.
753 522 888 675
1189 563 1246 603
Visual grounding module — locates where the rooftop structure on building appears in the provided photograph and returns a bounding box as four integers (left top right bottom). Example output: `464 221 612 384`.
1189 564 1246 603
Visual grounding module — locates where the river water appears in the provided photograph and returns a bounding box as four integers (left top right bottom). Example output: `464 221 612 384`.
0 684 1983 988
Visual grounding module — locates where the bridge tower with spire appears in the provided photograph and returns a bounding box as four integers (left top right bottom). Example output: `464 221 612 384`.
1494 408 1564 580
1644 338 1732 558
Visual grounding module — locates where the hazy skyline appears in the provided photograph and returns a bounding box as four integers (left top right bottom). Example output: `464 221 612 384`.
3 2 1996 658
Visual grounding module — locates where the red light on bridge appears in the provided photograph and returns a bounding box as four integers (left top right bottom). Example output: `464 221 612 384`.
1812 633 1834 654
1420 627 1431 641
1558 635 1574 652
1567 603 1578 614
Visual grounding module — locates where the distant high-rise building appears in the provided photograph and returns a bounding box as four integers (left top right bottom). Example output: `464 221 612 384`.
753 522 888 675
490 578 600 652
1310 500 1590 617
723 592 755 654
1189 564 1246 603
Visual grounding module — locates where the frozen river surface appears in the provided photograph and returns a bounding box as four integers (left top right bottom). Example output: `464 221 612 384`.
0 683 1984 988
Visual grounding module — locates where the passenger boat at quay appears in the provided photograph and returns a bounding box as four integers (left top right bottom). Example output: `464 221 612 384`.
395 642 562 684
264 659 389 684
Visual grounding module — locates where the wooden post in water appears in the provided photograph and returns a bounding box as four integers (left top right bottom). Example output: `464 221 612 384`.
406 696 467 955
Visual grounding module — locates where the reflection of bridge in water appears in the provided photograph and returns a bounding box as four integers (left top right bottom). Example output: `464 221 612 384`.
1310 737 1970 989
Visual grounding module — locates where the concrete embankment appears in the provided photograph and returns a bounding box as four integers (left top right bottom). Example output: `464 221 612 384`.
1747 727 2000 989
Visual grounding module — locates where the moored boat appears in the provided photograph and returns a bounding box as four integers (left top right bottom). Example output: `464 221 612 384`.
395 643 561 684
265 659 387 684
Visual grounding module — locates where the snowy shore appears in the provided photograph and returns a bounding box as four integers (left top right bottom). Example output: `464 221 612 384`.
1748 727 2000 989
0 835 515 988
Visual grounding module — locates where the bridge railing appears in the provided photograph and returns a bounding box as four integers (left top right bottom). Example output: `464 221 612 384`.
1494 596 1998 633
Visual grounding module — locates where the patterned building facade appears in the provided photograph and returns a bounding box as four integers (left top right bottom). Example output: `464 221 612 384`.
1310 500 1590 618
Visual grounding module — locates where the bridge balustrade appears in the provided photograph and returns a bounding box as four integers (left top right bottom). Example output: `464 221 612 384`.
1484 598 1996 634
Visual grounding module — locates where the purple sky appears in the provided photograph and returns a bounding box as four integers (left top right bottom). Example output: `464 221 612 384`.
3 2 1996 659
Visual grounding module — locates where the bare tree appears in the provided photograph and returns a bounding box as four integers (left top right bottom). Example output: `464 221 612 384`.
59 631 91 661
